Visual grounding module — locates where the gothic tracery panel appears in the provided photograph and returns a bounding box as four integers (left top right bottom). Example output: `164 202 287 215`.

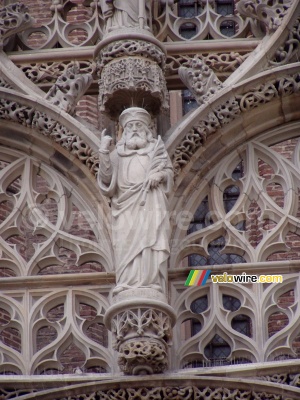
177 138 300 264
0 148 112 277
0 288 113 374
172 275 300 368
3 0 292 52
171 133 300 369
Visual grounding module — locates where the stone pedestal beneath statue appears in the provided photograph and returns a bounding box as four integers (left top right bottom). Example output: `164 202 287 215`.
104 289 176 375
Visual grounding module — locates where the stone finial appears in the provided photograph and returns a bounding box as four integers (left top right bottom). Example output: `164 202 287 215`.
179 57 223 106
45 65 93 115
0 2 33 49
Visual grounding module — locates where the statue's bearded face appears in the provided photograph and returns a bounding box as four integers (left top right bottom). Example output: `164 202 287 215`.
124 120 148 150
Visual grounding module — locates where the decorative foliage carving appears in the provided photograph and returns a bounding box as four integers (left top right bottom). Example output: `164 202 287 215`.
165 51 250 91
97 40 166 71
166 53 250 80
45 65 92 115
118 339 168 375
109 306 173 374
204 52 250 74
19 60 96 86
0 77 14 90
172 111 220 176
9 386 296 400
214 97 241 125
96 39 169 119
172 72 300 177
0 97 99 175
179 57 223 106
237 82 278 112
0 2 33 49
98 55 169 119
237 0 292 34
270 17 300 66
258 373 300 386
111 308 172 345
173 125 209 176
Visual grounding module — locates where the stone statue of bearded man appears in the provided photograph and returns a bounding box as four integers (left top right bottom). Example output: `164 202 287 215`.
100 0 151 32
98 107 173 295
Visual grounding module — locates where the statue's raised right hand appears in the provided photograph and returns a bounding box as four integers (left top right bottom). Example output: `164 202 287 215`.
100 129 112 151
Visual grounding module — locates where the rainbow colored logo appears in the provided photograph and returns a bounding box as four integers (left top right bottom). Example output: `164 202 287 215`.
185 269 211 286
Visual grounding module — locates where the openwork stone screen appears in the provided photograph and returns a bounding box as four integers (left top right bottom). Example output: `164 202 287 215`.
170 131 300 369
181 138 300 263
0 148 113 374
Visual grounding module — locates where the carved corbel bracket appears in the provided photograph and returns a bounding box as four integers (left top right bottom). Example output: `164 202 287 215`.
104 289 176 375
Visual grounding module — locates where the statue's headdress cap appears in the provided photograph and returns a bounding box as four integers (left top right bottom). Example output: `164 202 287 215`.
119 107 151 128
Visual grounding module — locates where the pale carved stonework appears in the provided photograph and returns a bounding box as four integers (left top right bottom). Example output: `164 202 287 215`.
172 71 300 178
0 96 99 174
100 0 152 33
2 383 299 400
237 0 292 34
105 289 175 375
98 107 173 295
96 39 169 119
95 1 168 119
178 57 223 106
45 65 93 115
97 40 166 70
118 339 168 375
98 107 174 374
0 2 33 49
270 16 300 66
166 52 250 77
19 60 96 86
3 0 292 52
0 77 13 89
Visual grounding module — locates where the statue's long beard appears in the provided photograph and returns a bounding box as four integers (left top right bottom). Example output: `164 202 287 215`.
126 136 148 150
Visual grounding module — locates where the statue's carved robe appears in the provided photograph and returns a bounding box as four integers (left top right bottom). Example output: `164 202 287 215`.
98 137 173 294
101 0 151 30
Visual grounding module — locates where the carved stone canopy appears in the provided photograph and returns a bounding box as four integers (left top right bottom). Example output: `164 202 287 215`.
95 35 169 120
